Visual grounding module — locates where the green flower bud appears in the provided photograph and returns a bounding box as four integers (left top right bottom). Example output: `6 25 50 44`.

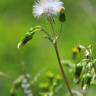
72 47 79 59
75 63 83 83
81 73 92 90
59 7 66 22
17 31 35 48
85 73 92 86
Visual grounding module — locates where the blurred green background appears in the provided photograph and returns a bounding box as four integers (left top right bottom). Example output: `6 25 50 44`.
0 0 96 96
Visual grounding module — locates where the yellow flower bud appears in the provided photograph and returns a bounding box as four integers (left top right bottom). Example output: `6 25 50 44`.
72 47 79 54
60 7 65 14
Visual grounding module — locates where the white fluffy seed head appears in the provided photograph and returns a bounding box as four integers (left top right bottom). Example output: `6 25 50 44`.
32 0 64 18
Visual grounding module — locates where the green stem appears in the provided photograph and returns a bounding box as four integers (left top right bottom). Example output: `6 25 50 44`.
47 16 55 36
53 42 73 96
57 22 63 39
59 23 63 35
41 28 53 43
46 17 73 96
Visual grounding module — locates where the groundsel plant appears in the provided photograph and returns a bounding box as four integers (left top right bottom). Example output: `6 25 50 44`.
17 0 73 96
61 45 96 96
72 45 96 95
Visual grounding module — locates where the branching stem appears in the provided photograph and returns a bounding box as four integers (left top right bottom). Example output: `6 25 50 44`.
46 19 73 96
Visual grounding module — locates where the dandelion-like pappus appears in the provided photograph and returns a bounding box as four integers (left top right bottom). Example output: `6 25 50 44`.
33 0 64 18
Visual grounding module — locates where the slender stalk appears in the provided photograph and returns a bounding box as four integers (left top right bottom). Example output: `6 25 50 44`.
41 28 53 43
46 17 73 96
58 23 63 39
82 89 87 96
53 42 73 96
47 16 55 36
59 23 63 35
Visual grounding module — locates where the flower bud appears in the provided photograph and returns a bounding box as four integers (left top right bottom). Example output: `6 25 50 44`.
59 7 66 22
17 32 35 49
85 73 92 86
75 63 83 83
72 47 79 59
81 73 92 90
72 47 79 54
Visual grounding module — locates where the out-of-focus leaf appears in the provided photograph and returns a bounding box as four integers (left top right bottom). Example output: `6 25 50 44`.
0 72 6 77
0 72 10 79
10 87 16 96
39 83 49 92
55 74 62 81
72 90 83 96
47 71 54 80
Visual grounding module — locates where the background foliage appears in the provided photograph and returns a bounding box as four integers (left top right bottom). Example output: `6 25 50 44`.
0 0 96 96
